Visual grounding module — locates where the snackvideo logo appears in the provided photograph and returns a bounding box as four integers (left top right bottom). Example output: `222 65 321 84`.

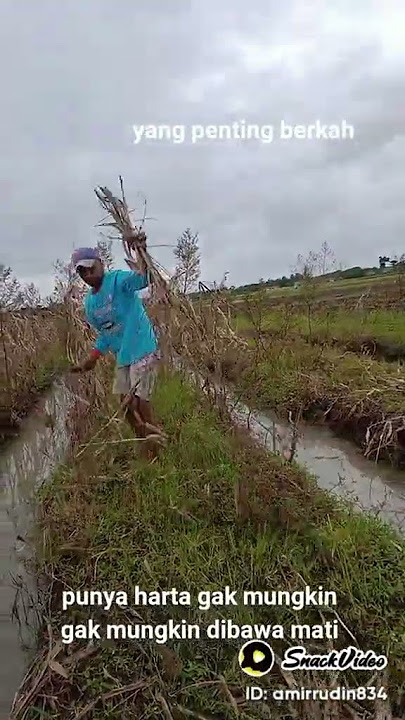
238 641 275 677
238 643 388 675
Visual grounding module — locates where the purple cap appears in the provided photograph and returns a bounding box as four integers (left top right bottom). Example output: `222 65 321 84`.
71 247 100 271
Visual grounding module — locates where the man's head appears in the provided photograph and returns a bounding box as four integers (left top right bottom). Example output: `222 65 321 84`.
71 247 104 288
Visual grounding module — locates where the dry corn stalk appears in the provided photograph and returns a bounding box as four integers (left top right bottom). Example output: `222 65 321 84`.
94 178 179 364
94 178 172 306
93 178 248 385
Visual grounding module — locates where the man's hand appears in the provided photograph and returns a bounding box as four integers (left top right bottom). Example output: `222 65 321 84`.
125 255 148 275
125 234 148 274
125 257 139 271
70 364 84 374
70 355 98 373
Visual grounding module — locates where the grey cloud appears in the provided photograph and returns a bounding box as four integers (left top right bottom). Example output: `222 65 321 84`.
1 0 405 296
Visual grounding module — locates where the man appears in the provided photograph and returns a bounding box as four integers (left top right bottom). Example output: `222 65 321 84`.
70 243 166 454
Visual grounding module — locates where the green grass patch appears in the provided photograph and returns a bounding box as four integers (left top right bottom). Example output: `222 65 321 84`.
235 337 405 466
21 371 405 719
238 338 404 409
234 307 405 348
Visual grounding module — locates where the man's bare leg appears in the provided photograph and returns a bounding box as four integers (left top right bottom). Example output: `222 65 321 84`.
121 394 145 437
138 397 158 431
122 394 154 459
129 394 166 438
121 394 164 459
134 395 167 458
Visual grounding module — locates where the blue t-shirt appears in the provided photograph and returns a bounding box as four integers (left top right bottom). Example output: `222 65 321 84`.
84 269 157 367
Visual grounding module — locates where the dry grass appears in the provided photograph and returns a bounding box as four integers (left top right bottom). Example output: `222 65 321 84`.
10 371 405 720
1 308 67 435
6 183 405 719
229 294 405 467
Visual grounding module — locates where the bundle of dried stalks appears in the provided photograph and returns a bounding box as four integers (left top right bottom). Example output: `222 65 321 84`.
93 179 249 390
94 179 172 306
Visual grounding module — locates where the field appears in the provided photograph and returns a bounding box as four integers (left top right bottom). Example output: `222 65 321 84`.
1 309 67 441
230 269 405 307
0 303 95 443
229 284 405 467
4 271 405 720
234 306 405 355
13 370 405 719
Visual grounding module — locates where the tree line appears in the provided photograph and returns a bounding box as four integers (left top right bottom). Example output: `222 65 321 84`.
0 230 202 311
2 230 404 311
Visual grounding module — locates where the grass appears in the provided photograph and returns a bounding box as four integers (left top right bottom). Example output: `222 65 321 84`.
237 338 404 414
234 336 405 466
15 370 405 719
1 310 70 438
273 270 402 296
227 291 405 466
233 306 405 352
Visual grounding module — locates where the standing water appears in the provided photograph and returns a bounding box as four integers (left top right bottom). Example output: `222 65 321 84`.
188 366 405 530
229 398 405 532
0 383 72 716
1 376 405 714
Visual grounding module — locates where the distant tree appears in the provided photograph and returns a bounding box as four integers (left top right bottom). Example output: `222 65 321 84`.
0 264 44 310
219 271 229 290
394 254 405 299
174 228 201 294
341 266 365 279
294 251 320 338
296 250 319 279
0 264 24 310
51 257 85 305
22 282 42 307
392 253 405 268
319 241 336 275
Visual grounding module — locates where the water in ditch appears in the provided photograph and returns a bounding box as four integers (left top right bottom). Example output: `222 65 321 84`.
1 377 405 715
0 382 72 716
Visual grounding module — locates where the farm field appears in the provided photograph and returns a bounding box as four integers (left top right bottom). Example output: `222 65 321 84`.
11 369 405 719
3 275 405 720
226 283 405 467
229 270 405 312
234 306 405 357
1 310 68 441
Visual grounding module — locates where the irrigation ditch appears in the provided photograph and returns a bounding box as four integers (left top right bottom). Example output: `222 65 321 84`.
2 363 405 717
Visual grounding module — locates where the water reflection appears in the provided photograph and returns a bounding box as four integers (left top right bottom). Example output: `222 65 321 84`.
183 365 405 532
230 398 405 533
0 382 71 715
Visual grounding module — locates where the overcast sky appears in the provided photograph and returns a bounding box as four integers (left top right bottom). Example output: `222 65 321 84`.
1 0 404 296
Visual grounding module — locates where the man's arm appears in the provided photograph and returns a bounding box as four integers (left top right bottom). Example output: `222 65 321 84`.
117 265 150 292
70 303 108 373
70 348 103 373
